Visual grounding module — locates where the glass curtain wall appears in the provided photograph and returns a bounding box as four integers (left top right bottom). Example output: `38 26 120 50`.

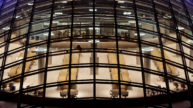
0 0 193 107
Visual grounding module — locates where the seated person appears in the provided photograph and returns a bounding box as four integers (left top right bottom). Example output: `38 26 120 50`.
75 45 82 52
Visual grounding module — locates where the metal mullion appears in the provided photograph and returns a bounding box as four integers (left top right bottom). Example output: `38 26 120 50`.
67 0 74 106
181 0 193 37
168 0 193 107
93 0 96 104
0 0 12 95
151 0 172 107
17 0 37 107
0 0 19 96
41 0 55 107
113 0 122 107
176 0 193 106
133 0 147 107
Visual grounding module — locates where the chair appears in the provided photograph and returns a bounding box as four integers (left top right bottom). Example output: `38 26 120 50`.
33 90 39 96
9 83 14 91
146 89 150 95
150 90 156 96
60 92 66 98
38 90 43 97
157 85 161 94
2 84 7 90
122 91 129 98
173 82 179 91
181 83 186 90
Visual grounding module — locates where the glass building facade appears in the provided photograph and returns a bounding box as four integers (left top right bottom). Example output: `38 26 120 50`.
0 0 193 107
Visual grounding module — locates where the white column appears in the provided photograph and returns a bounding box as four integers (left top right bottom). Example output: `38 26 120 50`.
136 48 140 65
90 43 99 75
143 48 153 85
130 23 135 40
37 52 45 85
176 43 180 56
53 23 57 38
48 48 52 65
190 43 193 68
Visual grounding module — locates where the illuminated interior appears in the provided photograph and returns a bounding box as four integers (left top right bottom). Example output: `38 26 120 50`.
0 0 193 107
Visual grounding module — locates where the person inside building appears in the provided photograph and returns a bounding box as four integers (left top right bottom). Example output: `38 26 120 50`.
75 45 82 52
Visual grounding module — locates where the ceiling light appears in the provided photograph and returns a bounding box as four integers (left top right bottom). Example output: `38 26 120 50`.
135 33 145 36
43 33 54 36
89 27 99 29
16 16 20 18
53 21 59 23
3 27 10 30
28 3 33 5
118 1 124 3
142 48 153 52
88 40 100 43
123 12 131 15
89 9 97 11
129 21 135 23
178 27 184 30
55 12 63 15
63 1 67 3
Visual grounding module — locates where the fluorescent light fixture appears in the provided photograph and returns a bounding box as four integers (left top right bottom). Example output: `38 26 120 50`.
118 1 124 3
44 23 49 25
53 21 59 23
88 40 100 43
163 15 172 19
3 27 10 30
129 21 136 23
43 33 54 36
142 48 153 52
178 27 184 30
62 23 68 25
120 6 126 8
28 3 33 5
33 48 47 52
89 9 97 11
55 12 63 15
187 40 193 43
16 16 20 18
135 33 145 36
123 12 131 15
89 27 99 29
63 1 67 3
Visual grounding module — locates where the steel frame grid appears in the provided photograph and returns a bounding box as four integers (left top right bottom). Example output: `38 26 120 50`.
0 0 192 108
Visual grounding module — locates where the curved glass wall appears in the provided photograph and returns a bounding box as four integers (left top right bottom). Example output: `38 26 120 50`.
0 0 193 107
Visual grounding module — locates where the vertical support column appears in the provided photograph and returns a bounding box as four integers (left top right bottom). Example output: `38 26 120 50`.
90 42 99 75
53 23 57 38
136 48 140 65
176 43 180 56
189 43 193 68
130 23 135 40
143 49 153 84
48 48 52 65
37 52 45 84
164 21 170 43
165 21 170 36
16 22 20 37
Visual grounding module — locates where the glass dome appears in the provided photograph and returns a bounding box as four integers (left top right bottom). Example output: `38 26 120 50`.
0 0 193 107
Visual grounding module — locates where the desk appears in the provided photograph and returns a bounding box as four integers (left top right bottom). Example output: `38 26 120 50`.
108 53 131 90
150 47 177 77
14 48 36 82
9 52 25 77
58 53 80 89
